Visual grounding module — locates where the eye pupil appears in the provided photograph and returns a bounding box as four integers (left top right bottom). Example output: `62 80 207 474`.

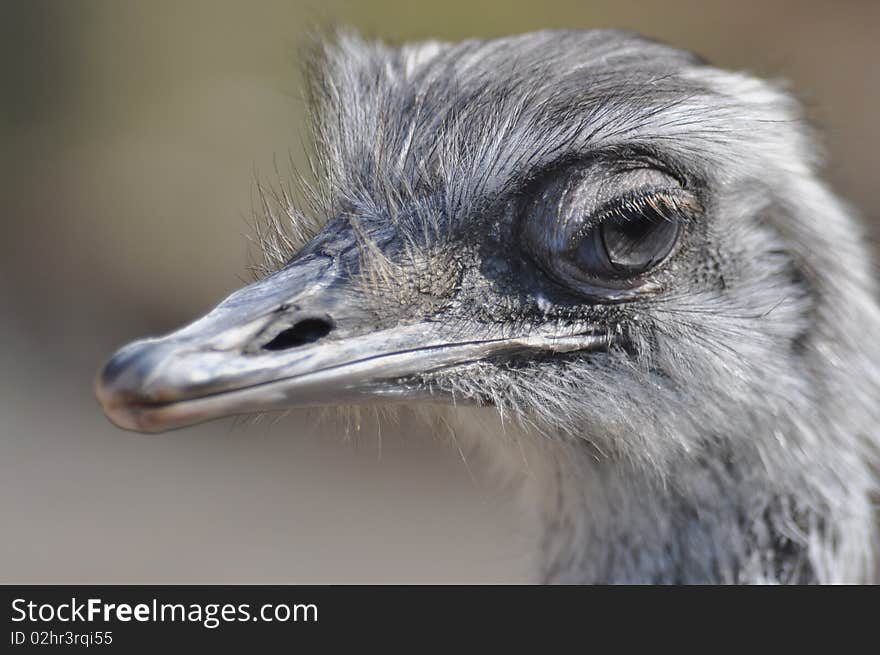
600 210 678 273
568 206 680 280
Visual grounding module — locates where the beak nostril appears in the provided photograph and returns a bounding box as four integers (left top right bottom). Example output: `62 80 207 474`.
262 317 334 351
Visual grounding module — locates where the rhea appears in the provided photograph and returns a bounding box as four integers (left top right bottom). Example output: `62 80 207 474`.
96 31 880 583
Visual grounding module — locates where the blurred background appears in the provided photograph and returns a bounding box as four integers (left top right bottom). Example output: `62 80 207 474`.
1 0 877 582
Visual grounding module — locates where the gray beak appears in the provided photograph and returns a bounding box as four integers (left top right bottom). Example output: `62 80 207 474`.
95 234 603 433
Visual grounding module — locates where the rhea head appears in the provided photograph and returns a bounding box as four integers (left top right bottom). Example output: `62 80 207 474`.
95 30 859 476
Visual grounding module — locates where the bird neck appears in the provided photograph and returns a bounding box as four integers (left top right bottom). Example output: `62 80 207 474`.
525 440 814 584
439 405 873 583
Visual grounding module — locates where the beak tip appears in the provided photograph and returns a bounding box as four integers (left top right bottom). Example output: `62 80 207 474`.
95 389 173 434
94 343 171 434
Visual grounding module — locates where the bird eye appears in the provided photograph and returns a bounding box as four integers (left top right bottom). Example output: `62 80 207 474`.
521 163 693 299
567 197 681 280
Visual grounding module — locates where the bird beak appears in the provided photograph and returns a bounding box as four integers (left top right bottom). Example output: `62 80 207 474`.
96 244 599 433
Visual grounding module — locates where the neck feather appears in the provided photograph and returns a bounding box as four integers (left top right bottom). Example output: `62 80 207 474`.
440 405 875 584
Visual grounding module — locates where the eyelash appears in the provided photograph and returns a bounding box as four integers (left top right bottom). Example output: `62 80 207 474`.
571 187 696 249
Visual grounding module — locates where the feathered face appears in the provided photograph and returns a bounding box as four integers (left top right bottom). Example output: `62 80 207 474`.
97 30 840 465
